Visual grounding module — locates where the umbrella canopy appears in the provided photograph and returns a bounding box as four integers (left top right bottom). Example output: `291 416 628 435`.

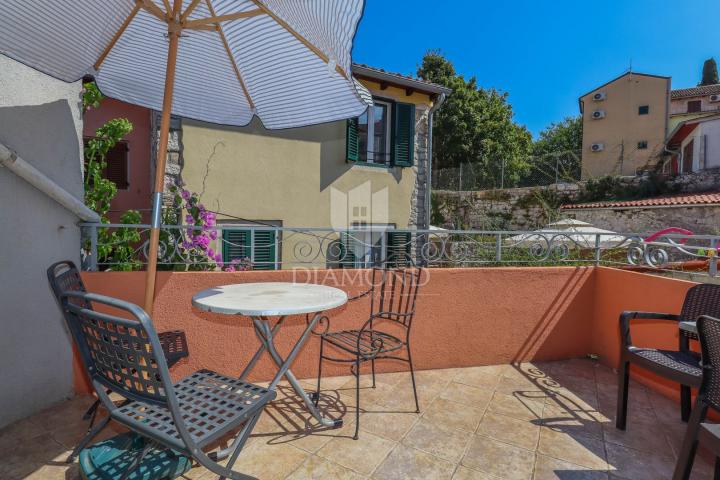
0 0 369 312
507 219 628 249
0 0 370 128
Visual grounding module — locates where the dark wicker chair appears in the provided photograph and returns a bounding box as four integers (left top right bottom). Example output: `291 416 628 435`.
617 284 720 430
47 260 189 462
673 315 720 480
313 265 423 440
59 289 274 480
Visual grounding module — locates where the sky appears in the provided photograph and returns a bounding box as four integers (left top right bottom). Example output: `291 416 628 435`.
351 0 720 137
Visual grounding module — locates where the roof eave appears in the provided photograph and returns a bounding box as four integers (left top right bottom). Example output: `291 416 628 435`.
352 64 452 97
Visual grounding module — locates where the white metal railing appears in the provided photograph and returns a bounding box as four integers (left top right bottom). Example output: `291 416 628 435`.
78 223 720 278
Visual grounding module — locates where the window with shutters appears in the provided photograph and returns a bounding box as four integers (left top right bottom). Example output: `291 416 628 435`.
687 100 702 113
338 225 410 268
346 97 415 168
83 138 130 189
222 228 278 270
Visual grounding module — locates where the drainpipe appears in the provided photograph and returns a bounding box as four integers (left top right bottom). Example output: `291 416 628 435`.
0 141 100 222
426 92 447 229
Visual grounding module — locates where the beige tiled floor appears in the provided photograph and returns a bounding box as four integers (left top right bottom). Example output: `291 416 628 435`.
0 359 716 479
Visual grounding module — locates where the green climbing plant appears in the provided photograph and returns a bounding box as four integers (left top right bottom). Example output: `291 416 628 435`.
82 82 142 271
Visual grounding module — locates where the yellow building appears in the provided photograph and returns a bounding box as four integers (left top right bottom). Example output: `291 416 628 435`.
579 72 670 179
178 64 450 269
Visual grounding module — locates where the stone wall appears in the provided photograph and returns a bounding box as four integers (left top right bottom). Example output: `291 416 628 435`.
433 183 582 230
564 205 720 235
409 105 429 229
151 112 183 205
433 168 720 232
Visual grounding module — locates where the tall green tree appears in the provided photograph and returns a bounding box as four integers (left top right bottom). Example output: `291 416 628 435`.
418 50 532 188
700 58 719 86
527 116 583 184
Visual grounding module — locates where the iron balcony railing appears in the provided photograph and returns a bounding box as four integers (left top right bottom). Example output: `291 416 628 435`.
78 223 720 278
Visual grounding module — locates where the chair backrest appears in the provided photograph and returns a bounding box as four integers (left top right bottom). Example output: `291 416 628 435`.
369 266 423 329
680 284 720 323
60 290 173 407
697 315 720 411
47 260 91 310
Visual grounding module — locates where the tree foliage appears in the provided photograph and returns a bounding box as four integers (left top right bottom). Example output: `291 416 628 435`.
417 50 532 187
700 58 719 86
528 116 583 182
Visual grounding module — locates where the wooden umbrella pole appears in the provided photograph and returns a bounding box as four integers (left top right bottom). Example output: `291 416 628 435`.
143 27 181 314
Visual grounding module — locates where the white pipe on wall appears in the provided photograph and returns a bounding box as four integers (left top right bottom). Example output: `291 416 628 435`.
0 141 100 222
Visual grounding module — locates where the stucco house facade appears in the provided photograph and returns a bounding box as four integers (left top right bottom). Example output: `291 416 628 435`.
578 72 671 179
88 64 450 269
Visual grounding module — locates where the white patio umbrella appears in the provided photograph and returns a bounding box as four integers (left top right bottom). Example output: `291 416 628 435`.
0 0 370 312
507 219 627 249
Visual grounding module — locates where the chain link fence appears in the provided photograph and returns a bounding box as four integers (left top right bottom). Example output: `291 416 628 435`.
432 151 582 191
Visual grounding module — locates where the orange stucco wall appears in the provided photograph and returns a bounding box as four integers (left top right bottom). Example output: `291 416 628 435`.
78 267 596 394
75 267 699 404
591 267 697 400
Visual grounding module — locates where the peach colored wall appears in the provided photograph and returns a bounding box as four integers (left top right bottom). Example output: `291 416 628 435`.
75 267 701 404
83 98 152 223
78 267 596 393
591 267 697 399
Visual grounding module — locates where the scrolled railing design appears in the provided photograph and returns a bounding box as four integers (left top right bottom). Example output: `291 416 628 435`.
78 222 720 277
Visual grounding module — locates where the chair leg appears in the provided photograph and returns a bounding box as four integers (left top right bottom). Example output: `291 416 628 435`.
371 358 376 389
66 414 112 463
616 360 630 430
354 356 361 440
715 457 720 480
314 338 324 406
119 438 154 480
681 385 692 422
219 411 263 480
407 347 420 414
672 401 708 480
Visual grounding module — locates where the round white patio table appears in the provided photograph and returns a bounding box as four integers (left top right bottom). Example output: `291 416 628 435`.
192 282 347 432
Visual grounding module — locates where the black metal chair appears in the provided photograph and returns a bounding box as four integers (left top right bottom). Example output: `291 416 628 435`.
47 260 189 462
313 265 424 440
673 315 720 480
58 289 274 480
616 284 720 430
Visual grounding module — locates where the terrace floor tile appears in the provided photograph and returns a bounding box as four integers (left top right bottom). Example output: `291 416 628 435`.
0 360 709 480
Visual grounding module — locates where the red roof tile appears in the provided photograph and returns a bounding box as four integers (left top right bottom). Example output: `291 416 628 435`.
561 192 720 210
671 84 720 99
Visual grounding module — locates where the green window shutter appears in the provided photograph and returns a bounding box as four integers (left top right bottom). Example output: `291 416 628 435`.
386 231 411 266
222 229 250 263
252 230 277 270
392 103 415 167
339 232 357 268
346 117 359 162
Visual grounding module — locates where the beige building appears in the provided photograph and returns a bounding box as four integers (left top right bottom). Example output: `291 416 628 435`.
579 72 670 179
178 64 450 269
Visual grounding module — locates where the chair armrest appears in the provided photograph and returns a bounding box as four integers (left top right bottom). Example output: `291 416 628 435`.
158 330 189 367
619 311 681 349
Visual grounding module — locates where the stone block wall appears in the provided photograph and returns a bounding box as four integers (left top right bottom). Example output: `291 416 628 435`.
433 183 583 230
565 205 720 235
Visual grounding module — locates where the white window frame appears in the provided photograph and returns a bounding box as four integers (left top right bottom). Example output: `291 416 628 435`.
349 223 394 267
365 99 392 164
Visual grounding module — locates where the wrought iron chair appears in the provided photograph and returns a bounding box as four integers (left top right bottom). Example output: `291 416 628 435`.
313 265 424 440
617 284 720 430
47 260 190 462
59 290 274 480
673 315 720 480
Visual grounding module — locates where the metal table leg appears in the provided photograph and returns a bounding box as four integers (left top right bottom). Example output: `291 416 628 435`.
251 314 342 429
